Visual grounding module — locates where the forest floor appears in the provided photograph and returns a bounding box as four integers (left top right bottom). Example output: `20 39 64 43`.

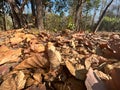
0 28 119 90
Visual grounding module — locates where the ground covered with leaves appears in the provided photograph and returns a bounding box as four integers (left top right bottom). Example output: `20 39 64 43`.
0 29 119 90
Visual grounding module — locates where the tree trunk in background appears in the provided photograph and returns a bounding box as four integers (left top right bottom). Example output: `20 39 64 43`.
2 0 6 31
3 11 6 31
7 0 28 29
31 0 37 27
74 0 86 31
7 0 21 28
93 0 113 33
35 0 44 30
91 8 97 30
74 0 82 31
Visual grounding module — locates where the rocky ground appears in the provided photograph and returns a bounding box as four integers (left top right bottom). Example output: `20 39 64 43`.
0 28 119 90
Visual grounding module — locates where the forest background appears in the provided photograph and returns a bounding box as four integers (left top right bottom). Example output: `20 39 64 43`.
0 0 120 32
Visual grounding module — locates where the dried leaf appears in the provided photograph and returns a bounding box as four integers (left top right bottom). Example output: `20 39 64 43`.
0 65 10 75
26 78 35 87
85 54 99 70
47 42 61 70
14 53 48 70
0 45 9 53
33 73 42 84
15 71 26 90
0 48 21 65
30 41 45 53
65 60 87 80
94 70 111 80
24 34 36 42
0 75 17 90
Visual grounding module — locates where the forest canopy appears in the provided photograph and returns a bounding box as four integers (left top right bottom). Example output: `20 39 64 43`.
0 0 120 32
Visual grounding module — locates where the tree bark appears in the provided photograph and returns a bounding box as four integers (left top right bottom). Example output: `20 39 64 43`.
91 8 97 30
35 0 44 30
93 0 113 33
31 0 37 27
74 0 86 31
7 0 28 29
3 0 6 31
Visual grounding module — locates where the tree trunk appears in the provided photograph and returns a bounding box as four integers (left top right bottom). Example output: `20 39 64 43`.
74 0 83 31
3 0 6 31
7 0 21 28
31 0 37 27
3 11 6 31
74 0 86 31
7 0 28 29
35 0 44 30
93 0 113 33
91 8 97 30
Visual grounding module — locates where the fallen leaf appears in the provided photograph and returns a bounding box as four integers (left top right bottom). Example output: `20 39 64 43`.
85 54 99 70
14 53 48 70
0 75 17 90
47 42 61 70
65 60 87 80
15 71 26 90
94 70 111 80
30 40 45 53
33 72 42 85
0 48 22 65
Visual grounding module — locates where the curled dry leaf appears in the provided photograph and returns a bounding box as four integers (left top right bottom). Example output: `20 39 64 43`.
0 75 17 90
33 73 42 85
0 48 21 65
30 39 45 53
94 70 111 80
14 53 48 70
65 60 87 80
0 45 9 53
85 54 99 70
24 34 36 42
15 71 26 90
47 42 61 70
25 84 46 90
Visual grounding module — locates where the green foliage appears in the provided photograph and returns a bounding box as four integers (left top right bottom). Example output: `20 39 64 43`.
100 16 120 31
67 22 75 30
44 13 68 31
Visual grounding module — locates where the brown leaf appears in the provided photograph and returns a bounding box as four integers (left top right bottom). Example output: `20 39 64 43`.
25 84 46 90
65 60 87 80
26 78 35 87
24 34 36 42
30 40 45 53
33 73 42 85
14 53 48 70
15 71 26 90
0 48 22 65
47 42 61 70
85 54 99 70
94 70 111 80
0 75 17 90
0 65 10 75
0 45 9 53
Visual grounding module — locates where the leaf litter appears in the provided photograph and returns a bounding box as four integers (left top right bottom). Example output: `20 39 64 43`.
0 29 119 90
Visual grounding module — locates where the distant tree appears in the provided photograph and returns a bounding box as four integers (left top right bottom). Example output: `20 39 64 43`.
93 0 114 33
